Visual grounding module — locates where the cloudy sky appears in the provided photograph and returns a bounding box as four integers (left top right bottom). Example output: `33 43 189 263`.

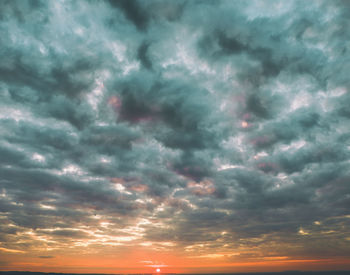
0 0 350 273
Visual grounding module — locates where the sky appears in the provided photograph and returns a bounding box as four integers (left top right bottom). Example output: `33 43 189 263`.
0 0 350 273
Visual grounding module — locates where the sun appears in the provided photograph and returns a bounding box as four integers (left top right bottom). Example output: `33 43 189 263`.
156 268 161 273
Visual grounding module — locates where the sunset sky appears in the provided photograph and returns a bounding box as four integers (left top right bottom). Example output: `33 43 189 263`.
0 0 350 273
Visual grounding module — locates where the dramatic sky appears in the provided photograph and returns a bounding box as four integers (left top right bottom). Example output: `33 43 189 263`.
0 0 350 273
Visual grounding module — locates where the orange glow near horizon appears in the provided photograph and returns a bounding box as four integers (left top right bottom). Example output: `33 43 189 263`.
1 247 350 274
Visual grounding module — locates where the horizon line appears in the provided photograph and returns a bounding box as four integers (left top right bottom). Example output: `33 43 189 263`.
2 270 350 274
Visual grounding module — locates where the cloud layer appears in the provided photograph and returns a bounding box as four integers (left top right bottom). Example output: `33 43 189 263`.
0 0 349 271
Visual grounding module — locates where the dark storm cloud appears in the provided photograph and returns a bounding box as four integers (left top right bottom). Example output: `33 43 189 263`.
0 0 349 261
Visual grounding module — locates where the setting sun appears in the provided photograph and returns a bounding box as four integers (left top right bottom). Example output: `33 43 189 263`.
156 268 161 273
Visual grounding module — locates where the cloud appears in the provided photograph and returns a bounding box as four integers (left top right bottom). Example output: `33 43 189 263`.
0 0 349 266
108 0 150 32
38 256 54 259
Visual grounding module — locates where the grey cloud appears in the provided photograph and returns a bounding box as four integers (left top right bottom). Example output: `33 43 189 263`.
48 229 89 239
108 0 186 32
38 256 54 259
111 76 222 151
0 0 349 261
137 41 153 70
108 0 150 32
